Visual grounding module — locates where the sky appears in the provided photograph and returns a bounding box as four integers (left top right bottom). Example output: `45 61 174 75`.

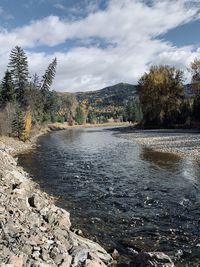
0 0 200 92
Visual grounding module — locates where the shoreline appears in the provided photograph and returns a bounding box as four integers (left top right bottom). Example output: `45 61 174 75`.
0 125 175 267
0 128 113 267
115 127 200 160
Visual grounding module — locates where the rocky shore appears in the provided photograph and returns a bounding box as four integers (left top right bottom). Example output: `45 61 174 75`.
0 137 113 267
116 128 200 160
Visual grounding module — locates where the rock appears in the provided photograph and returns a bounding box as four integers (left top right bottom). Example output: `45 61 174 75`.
85 258 107 267
22 244 32 255
130 251 174 267
32 250 40 260
59 254 72 267
8 255 23 267
69 232 113 265
71 246 89 266
47 206 71 230
50 246 60 259
28 194 48 211
111 249 119 260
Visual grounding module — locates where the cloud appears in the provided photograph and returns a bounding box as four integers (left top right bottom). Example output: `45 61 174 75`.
0 0 200 91
54 3 66 11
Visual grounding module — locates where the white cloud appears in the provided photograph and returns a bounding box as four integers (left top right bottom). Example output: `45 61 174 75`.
0 0 200 91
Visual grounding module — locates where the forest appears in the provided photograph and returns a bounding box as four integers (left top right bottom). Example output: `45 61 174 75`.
0 46 200 141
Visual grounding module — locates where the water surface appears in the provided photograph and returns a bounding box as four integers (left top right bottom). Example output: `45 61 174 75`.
18 127 200 266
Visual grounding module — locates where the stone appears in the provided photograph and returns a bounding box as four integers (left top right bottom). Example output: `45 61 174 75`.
59 254 72 267
47 206 71 230
8 255 23 267
71 247 89 266
69 232 113 264
54 254 65 265
32 250 40 259
28 194 47 211
22 244 32 255
41 249 49 262
85 258 107 267
50 246 60 259
111 249 119 260
130 251 174 267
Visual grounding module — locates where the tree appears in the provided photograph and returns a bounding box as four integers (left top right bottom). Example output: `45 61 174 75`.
0 103 16 136
1 70 16 105
25 75 44 124
75 106 86 125
190 58 200 121
12 109 24 139
8 46 29 106
87 112 97 124
41 58 57 93
21 110 32 141
124 101 135 123
40 58 57 118
124 98 143 123
138 65 184 127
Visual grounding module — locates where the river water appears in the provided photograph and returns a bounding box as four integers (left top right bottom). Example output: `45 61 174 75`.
18 127 200 266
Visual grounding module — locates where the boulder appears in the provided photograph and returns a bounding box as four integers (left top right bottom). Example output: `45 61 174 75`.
130 251 174 267
8 255 23 267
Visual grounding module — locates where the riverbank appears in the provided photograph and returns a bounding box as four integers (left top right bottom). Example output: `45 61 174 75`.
115 127 200 160
0 122 129 155
0 135 113 266
48 122 129 131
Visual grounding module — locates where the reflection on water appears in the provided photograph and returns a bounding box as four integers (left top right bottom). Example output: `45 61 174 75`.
17 127 200 266
141 148 181 171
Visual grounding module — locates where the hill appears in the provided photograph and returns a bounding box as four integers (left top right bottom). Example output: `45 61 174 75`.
57 82 193 123
75 83 137 120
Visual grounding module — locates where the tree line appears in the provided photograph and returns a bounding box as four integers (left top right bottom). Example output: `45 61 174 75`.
124 58 200 128
0 46 89 140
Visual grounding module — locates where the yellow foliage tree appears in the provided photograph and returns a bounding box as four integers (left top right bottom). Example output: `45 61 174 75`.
138 65 184 127
21 110 32 141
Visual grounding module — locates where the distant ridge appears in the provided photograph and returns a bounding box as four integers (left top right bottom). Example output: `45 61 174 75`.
75 83 137 118
57 82 193 120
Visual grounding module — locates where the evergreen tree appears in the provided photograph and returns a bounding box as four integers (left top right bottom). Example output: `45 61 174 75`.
41 58 57 118
1 70 16 105
75 106 86 125
12 109 24 139
41 58 57 93
8 46 29 106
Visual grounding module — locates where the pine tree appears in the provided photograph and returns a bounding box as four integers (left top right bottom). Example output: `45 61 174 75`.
41 58 57 93
1 70 16 105
8 46 29 106
40 58 57 118
12 109 24 139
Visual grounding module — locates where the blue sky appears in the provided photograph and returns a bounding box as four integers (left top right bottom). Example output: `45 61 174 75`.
0 0 200 91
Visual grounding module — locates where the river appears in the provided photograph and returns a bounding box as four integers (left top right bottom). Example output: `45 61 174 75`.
18 127 200 266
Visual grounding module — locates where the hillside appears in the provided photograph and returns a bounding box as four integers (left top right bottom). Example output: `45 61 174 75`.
75 83 137 120
57 82 193 124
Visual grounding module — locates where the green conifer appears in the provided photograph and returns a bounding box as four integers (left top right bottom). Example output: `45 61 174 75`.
1 70 16 105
